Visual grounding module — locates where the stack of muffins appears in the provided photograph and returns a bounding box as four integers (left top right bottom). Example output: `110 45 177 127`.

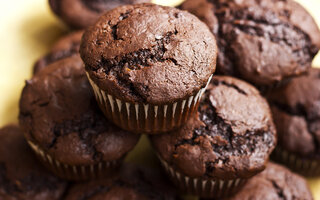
1 0 320 199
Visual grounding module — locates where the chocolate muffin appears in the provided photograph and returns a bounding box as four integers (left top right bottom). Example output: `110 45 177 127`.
150 76 276 199
0 125 67 200
19 56 140 180
202 162 312 200
181 0 320 88
49 0 151 29
80 4 217 133
33 30 83 74
228 162 312 200
64 164 180 200
267 68 320 176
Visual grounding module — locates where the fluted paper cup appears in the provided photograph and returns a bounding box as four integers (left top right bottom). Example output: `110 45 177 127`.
272 147 320 177
87 73 213 134
27 141 121 181
157 156 246 199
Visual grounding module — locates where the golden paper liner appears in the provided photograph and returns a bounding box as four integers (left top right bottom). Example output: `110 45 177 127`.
272 147 320 177
27 141 121 181
158 156 247 199
87 73 212 134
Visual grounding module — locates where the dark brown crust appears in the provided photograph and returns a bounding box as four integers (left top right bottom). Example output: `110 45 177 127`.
267 68 320 159
226 162 313 200
80 4 217 104
181 0 320 86
0 125 67 200
20 56 140 166
150 76 276 180
49 0 151 29
33 31 84 74
64 164 180 200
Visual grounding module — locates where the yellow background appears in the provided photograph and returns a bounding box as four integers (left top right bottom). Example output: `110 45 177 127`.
0 0 319 199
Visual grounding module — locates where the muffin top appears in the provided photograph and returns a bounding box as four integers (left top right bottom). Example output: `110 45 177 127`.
151 76 276 180
181 0 320 86
49 0 151 29
0 125 67 200
80 4 217 104
20 56 140 166
268 68 320 158
64 164 180 200
33 30 84 74
226 162 312 200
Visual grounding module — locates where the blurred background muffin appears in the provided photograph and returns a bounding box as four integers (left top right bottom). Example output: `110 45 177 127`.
201 162 313 200
181 0 320 91
33 30 83 74
0 125 68 200
267 68 320 176
49 0 151 29
64 164 181 200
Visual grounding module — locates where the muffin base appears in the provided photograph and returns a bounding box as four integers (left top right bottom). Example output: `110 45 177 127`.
272 147 320 177
258 78 292 96
87 73 213 134
158 156 246 199
27 141 121 181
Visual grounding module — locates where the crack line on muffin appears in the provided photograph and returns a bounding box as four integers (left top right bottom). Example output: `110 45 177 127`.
211 79 247 95
90 30 179 101
269 179 286 200
114 76 148 102
90 27 179 73
109 10 132 41
48 108 109 162
111 24 123 41
96 30 177 73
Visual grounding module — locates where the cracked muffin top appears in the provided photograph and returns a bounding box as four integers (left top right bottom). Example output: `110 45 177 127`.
65 164 180 200
181 0 320 87
49 0 151 29
19 56 140 166
0 125 67 200
226 162 312 200
267 68 320 159
150 76 276 180
80 4 217 104
33 30 84 75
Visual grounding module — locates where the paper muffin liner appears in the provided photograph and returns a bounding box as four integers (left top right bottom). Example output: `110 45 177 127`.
272 147 320 177
157 156 246 199
27 141 121 181
87 73 213 134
